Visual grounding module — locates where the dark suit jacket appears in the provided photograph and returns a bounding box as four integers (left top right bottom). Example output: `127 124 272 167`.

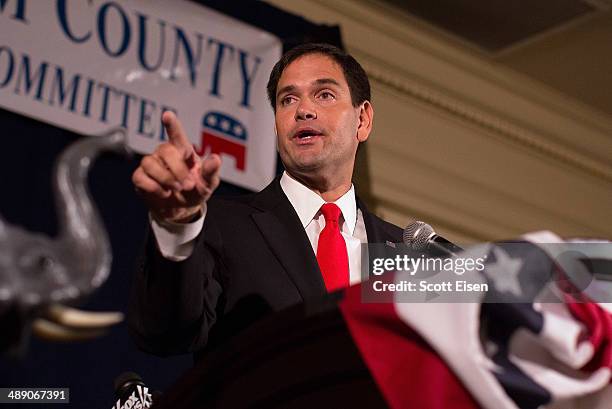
128 176 402 359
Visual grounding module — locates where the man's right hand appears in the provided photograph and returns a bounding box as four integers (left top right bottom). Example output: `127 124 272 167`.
132 111 222 223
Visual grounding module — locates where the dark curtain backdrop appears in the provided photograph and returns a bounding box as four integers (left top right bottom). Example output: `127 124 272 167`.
0 2 342 408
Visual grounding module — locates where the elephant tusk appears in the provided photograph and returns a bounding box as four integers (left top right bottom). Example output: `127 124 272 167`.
46 304 124 329
32 318 108 342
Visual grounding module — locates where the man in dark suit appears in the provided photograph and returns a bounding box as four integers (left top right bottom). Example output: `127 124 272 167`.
129 43 402 359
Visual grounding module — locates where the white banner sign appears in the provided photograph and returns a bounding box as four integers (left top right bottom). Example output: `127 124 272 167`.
0 0 281 191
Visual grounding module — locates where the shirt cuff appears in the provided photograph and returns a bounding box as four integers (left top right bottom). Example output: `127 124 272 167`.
149 208 206 261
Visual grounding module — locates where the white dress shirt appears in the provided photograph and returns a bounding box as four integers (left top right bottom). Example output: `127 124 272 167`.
151 171 368 285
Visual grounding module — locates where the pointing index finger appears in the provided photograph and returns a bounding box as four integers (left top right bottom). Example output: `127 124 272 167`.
162 111 194 159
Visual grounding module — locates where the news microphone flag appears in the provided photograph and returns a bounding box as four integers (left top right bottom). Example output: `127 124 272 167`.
112 372 153 409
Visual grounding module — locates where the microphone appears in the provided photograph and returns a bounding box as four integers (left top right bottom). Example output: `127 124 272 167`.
403 221 463 257
112 372 154 409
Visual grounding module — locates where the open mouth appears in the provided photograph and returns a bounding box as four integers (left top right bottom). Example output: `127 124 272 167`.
293 129 322 142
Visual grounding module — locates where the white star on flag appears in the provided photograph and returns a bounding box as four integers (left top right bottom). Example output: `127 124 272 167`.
485 247 524 297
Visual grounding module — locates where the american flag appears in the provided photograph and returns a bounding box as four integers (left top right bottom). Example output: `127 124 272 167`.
340 231 612 409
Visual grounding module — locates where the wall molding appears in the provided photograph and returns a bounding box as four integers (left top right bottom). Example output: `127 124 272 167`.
353 48 612 185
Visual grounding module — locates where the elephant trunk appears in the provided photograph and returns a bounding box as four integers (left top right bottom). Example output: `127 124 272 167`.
53 128 128 293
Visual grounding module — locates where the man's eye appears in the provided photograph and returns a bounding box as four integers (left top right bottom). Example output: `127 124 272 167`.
280 96 295 106
318 91 335 100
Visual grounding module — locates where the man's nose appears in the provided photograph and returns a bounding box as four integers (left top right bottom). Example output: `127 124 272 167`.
295 100 317 121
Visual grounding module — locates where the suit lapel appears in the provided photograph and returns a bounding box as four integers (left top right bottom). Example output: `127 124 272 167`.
358 197 402 275
250 178 326 300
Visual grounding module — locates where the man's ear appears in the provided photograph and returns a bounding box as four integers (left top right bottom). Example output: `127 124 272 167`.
356 101 373 143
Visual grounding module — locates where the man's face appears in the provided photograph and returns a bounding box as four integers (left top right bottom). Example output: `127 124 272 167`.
274 53 372 179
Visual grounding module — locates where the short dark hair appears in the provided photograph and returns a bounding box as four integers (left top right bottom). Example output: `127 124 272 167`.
266 43 371 111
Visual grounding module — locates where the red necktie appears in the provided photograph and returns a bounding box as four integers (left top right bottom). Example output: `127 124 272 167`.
316 203 350 292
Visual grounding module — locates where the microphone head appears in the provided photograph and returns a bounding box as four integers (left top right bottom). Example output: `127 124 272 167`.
114 371 143 394
403 221 435 251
